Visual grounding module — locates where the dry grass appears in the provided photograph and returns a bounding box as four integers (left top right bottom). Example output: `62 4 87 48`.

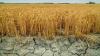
0 4 100 40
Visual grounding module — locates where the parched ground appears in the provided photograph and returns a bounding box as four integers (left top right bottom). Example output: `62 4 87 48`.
0 34 100 56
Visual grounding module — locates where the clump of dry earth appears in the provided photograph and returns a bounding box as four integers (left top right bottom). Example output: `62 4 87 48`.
0 34 100 56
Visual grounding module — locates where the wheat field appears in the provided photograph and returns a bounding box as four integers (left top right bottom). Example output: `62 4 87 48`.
0 4 100 39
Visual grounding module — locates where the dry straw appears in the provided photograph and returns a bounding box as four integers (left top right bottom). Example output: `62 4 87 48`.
0 4 100 40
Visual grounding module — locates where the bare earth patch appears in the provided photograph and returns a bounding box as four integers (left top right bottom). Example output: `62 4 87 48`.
0 34 100 56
